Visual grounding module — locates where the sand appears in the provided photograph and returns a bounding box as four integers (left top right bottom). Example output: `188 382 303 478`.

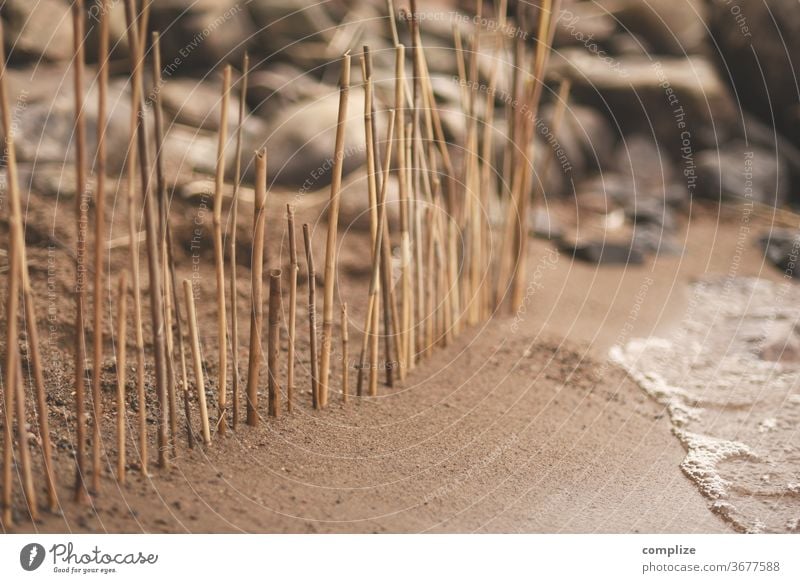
0 188 789 533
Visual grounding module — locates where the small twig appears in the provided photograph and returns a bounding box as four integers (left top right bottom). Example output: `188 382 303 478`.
286 205 298 414
341 303 349 403
303 224 320 410
183 280 211 445
268 270 282 418
246 150 268 425
115 272 128 484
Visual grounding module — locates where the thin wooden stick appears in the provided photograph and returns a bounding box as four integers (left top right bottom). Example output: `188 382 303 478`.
303 225 320 410
183 280 211 445
151 32 178 457
0 17 58 516
365 47 398 390
319 52 351 409
87 0 110 495
115 272 128 484
246 149 268 425
359 110 396 397
267 270 282 418
123 0 170 469
341 304 349 403
286 205 298 414
122 0 148 476
72 0 90 501
395 43 410 381
509 0 560 311
231 53 249 430
212 65 232 436
14 358 38 521
359 51 380 398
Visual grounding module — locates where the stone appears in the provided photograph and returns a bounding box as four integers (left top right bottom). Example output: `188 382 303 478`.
1 0 72 63
247 90 369 187
559 239 644 265
759 230 800 278
695 141 789 206
247 65 329 114
758 323 800 363
148 0 252 70
159 77 242 132
548 50 738 150
708 0 800 147
598 0 708 55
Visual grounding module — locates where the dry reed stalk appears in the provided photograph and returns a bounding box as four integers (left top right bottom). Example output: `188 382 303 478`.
151 32 178 458
358 110 396 397
364 47 399 389
123 0 170 469
212 66 232 436
267 270 282 418
246 150 268 425
508 0 560 311
286 205 298 413
319 53 351 408
115 273 128 484
341 304 349 403
121 4 148 476
183 280 211 445
359 50 381 396
231 53 249 430
394 43 410 380
72 0 90 500
88 0 110 494
0 18 58 515
424 207 436 357
303 225 320 409
14 359 38 521
1 235 15 526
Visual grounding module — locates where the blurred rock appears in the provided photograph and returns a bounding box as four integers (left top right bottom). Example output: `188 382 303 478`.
247 65 329 113
615 134 674 188
695 142 789 206
148 0 252 70
159 77 242 132
248 90 369 187
559 239 644 265
554 2 617 48
709 0 800 147
632 224 682 256
599 0 708 55
759 230 800 277
549 50 737 149
1 0 72 63
758 323 800 363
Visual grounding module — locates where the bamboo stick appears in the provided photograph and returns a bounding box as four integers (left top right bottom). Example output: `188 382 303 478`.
341 304 349 403
14 358 38 521
319 53 351 409
115 273 128 484
212 66 232 436
286 205 298 414
303 225 320 410
123 0 170 469
359 110 396 397
509 0 560 311
267 270 282 418
150 31 178 459
395 43 410 381
246 150 268 425
88 0 110 495
364 47 399 390
359 51 380 398
0 17 58 515
72 0 90 501
231 53 249 430
183 280 211 446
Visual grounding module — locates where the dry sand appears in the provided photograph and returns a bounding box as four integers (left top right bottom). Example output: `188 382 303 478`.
1 190 788 533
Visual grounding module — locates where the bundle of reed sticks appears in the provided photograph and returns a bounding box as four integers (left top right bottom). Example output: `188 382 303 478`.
0 0 561 526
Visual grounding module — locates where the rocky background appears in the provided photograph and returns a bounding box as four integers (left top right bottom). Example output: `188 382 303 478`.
2 0 798 266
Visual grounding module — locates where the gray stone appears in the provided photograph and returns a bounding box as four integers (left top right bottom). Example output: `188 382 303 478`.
1 0 72 63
